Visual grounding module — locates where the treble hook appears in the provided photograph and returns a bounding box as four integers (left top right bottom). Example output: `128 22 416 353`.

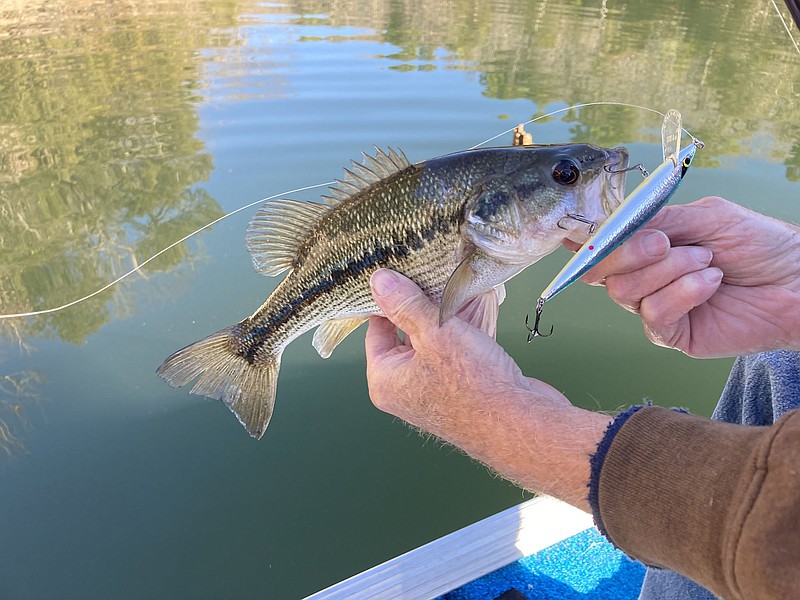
604 163 650 178
525 297 552 342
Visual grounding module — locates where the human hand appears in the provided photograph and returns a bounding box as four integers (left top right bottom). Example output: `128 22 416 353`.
577 196 800 357
365 269 610 510
366 270 566 428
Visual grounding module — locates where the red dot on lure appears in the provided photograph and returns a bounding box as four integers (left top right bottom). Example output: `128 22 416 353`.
588 245 595 250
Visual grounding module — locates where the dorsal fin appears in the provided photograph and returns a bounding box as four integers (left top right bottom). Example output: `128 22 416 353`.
247 148 412 276
321 147 411 206
246 198 331 276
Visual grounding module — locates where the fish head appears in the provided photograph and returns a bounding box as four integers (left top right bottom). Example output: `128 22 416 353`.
463 144 628 262
557 144 629 244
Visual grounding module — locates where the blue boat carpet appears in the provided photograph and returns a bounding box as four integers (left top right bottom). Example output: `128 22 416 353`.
438 528 645 600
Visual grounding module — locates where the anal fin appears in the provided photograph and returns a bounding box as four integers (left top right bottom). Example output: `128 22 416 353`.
312 317 367 359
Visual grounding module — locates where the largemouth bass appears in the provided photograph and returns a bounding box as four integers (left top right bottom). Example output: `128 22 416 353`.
157 144 628 438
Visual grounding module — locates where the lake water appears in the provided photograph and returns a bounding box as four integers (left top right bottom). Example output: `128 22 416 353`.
1 1 798 598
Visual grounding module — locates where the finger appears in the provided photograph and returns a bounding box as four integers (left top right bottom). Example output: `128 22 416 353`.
365 316 413 415
639 267 723 328
581 230 670 285
369 269 439 340
645 197 734 245
605 246 713 313
365 315 402 360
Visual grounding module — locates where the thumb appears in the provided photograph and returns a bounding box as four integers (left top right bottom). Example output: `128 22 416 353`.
370 269 438 338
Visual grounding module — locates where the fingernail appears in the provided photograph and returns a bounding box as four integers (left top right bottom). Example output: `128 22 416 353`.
371 269 399 296
688 246 713 264
642 231 668 257
702 267 723 284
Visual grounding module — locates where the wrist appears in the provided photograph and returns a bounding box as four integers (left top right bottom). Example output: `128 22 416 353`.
433 385 611 512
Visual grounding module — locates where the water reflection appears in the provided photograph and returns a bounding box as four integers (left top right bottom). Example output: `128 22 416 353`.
0 0 247 452
0 370 43 457
292 0 800 176
0 0 239 345
0 0 797 452
2 0 797 342
0 1 797 596
0 1 795 448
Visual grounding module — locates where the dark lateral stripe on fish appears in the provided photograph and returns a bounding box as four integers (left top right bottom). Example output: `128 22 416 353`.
240 211 461 363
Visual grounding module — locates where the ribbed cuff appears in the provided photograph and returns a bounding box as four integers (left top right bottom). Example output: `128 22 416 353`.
588 404 692 544
587 404 646 542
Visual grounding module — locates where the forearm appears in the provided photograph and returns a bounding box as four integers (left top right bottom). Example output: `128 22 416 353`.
403 386 611 512
593 406 800 599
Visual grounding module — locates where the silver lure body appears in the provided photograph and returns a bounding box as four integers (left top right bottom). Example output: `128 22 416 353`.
538 142 699 305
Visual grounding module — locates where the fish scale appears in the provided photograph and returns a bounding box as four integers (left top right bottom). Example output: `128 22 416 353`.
246 172 463 346
158 144 628 438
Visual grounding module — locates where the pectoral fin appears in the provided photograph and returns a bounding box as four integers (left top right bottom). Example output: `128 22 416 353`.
455 284 506 338
312 317 367 359
440 249 479 326
440 247 525 327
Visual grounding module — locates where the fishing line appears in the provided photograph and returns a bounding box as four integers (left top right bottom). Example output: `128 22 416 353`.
0 182 334 320
771 0 800 55
470 101 698 150
1 100 693 320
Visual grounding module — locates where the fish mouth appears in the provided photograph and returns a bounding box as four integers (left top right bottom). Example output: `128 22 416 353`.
603 146 629 214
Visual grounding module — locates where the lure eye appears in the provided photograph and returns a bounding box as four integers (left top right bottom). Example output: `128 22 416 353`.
683 155 692 168
552 160 580 185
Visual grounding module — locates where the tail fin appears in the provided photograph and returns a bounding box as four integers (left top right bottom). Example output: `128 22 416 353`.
156 326 281 439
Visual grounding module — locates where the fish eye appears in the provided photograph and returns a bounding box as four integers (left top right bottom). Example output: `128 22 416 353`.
552 160 580 185
683 155 693 168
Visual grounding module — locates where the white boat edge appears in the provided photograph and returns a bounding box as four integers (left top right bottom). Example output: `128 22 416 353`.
303 496 594 600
